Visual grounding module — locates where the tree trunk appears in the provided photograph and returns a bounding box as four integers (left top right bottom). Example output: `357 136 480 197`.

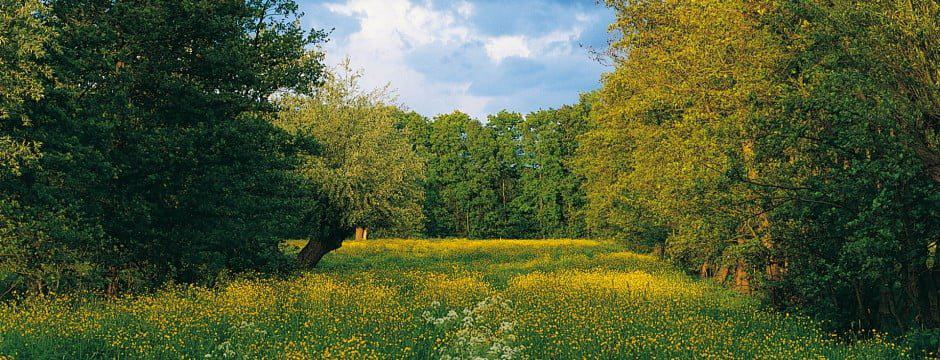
298 239 343 268
733 262 751 294
700 262 712 278
355 227 369 241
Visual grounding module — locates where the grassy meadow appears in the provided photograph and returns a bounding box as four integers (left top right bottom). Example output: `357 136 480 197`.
0 239 915 359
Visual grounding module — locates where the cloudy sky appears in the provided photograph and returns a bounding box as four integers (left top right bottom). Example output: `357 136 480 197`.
297 0 614 119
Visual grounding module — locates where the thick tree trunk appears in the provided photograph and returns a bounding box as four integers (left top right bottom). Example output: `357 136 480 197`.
298 239 343 268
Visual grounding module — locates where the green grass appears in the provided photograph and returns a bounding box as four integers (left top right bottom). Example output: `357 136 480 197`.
0 239 916 359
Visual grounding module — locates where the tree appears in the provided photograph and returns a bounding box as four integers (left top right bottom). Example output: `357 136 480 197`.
869 0 940 183
583 0 939 333
0 0 64 295
581 0 784 288
486 111 527 237
2 0 328 293
276 63 425 267
518 97 592 238
754 0 939 331
417 105 591 240
423 112 504 238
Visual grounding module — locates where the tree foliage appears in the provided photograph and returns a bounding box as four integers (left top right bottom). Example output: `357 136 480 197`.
580 0 939 332
1 0 329 293
417 99 592 239
276 63 426 239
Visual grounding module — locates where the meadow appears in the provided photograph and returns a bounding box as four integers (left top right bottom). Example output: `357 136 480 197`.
0 239 916 359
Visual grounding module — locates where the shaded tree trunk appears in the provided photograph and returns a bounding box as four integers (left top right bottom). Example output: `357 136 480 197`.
298 237 345 268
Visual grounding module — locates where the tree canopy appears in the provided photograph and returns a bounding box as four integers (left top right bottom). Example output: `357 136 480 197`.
276 62 426 240
578 0 939 331
1 0 330 293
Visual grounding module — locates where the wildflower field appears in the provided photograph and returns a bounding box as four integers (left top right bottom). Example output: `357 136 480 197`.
0 239 915 359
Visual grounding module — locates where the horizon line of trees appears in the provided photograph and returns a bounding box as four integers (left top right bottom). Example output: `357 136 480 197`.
281 62 595 242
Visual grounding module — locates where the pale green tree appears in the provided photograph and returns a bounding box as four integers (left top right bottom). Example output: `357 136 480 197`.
276 62 425 249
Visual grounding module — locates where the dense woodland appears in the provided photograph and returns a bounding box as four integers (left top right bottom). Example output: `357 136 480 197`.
0 0 937 342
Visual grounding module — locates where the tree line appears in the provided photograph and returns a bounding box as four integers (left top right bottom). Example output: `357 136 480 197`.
579 0 938 333
0 0 593 295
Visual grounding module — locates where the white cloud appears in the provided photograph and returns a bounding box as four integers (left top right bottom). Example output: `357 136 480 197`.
531 28 583 58
320 0 593 119
483 28 583 64
321 0 491 117
484 36 532 63
456 1 473 18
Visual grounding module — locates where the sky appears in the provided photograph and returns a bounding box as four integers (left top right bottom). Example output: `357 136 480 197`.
297 0 614 119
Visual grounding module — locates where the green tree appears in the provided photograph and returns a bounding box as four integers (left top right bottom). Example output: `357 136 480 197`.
869 0 940 183
584 0 939 333
0 0 69 295
277 63 425 267
418 105 592 240
581 0 784 287
753 0 939 331
424 112 505 238
2 0 328 293
518 97 592 238
486 111 527 237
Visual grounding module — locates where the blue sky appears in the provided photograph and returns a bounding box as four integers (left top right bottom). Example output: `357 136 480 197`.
297 0 614 119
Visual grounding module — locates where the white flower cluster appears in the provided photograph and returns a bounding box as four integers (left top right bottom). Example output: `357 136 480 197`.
423 296 526 360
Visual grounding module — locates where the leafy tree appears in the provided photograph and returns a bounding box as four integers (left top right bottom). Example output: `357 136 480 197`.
485 111 527 237
754 0 939 331
517 97 592 238
581 0 784 287
276 63 425 267
419 105 591 240
423 112 505 238
867 0 940 183
0 0 71 295
584 0 939 333
2 0 328 293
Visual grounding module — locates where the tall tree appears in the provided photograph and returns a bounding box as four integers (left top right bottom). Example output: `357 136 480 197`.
580 0 784 288
0 0 64 295
424 112 505 238
754 0 939 331
276 64 426 267
2 0 328 293
487 111 526 237
583 0 939 332
518 97 592 238
869 0 940 183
